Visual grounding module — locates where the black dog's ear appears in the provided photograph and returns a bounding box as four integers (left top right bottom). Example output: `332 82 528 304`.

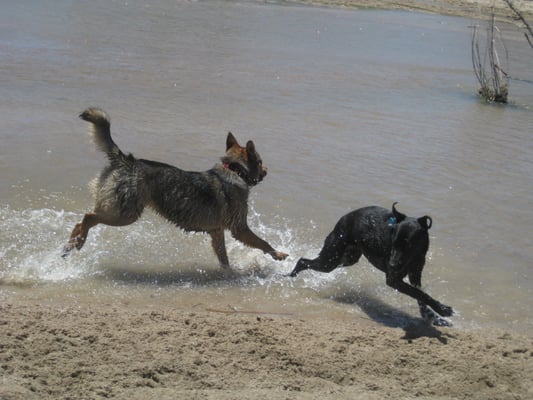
418 216 432 230
392 202 406 223
246 140 256 158
226 132 239 150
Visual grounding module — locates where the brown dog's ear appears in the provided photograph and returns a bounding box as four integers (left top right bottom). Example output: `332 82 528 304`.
226 132 239 150
418 216 432 230
392 202 406 223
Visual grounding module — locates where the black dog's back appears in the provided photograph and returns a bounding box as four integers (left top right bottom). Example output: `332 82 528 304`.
291 205 405 276
338 206 395 269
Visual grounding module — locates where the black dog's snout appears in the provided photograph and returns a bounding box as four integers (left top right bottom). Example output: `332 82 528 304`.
388 247 402 268
388 258 401 269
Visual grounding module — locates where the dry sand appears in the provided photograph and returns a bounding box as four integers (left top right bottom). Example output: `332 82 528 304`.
1 302 532 400
2 1 533 399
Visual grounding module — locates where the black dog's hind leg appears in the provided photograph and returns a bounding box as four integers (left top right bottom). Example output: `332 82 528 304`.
290 228 362 277
290 257 315 277
408 270 452 326
386 273 454 318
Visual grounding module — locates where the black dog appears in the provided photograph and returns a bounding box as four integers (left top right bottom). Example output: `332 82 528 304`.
290 203 453 326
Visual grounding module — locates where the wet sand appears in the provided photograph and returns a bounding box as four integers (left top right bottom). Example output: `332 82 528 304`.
2 1 533 399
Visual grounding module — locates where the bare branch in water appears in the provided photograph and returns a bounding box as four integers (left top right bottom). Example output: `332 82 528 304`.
501 0 533 50
471 10 509 103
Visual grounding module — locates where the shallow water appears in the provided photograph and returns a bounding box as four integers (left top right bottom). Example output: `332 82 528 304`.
1 0 532 333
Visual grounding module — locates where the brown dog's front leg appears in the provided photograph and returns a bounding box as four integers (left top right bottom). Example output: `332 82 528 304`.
209 229 230 269
231 226 288 261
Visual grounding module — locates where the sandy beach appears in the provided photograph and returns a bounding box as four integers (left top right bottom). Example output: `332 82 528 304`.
2 302 532 400
2 0 533 399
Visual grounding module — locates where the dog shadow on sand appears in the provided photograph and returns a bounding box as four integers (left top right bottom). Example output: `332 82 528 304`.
329 289 455 344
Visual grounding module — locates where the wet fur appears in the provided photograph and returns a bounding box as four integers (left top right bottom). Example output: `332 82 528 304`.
63 108 288 268
290 203 454 326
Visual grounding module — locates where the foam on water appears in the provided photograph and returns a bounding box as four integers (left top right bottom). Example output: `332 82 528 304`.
0 206 94 283
0 201 459 329
0 202 325 286
0 201 371 304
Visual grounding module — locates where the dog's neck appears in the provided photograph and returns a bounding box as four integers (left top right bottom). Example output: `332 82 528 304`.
223 162 236 174
223 162 250 185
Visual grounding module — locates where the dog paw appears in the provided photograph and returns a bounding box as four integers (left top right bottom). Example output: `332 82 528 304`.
61 242 76 258
62 236 85 258
432 316 453 327
438 304 454 317
61 247 72 258
271 251 289 261
420 304 453 327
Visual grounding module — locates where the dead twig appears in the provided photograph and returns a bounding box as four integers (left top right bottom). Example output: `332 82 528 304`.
206 305 294 316
501 0 533 50
471 10 509 103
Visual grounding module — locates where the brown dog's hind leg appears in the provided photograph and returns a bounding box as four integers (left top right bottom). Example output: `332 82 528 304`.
62 212 102 256
62 211 140 257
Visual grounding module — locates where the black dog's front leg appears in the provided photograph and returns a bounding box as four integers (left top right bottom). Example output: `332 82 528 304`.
386 274 454 318
408 270 452 326
417 302 452 326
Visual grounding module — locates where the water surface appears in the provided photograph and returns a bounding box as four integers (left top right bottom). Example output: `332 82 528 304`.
1 0 532 333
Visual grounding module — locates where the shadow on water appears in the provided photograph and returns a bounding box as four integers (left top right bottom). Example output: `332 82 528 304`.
329 289 455 343
99 263 274 288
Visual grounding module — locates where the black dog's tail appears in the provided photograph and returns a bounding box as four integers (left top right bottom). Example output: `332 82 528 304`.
80 107 133 167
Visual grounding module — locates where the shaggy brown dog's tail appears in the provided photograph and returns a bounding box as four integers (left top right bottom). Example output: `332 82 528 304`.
80 108 133 167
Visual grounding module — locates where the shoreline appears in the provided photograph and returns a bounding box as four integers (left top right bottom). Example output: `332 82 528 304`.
297 0 533 19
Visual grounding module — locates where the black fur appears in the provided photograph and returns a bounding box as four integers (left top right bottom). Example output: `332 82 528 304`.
290 203 453 326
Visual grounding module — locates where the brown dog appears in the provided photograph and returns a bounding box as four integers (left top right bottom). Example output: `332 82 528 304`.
63 108 288 268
